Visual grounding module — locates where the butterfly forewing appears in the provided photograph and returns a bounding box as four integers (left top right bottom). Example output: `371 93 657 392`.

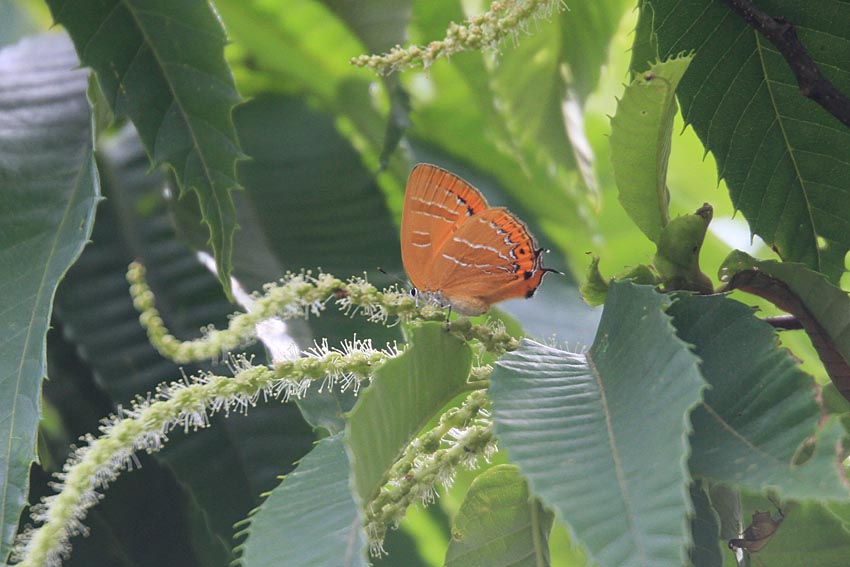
401 164 489 290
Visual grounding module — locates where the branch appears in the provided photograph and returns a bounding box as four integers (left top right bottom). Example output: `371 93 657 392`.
723 0 850 129
763 314 803 330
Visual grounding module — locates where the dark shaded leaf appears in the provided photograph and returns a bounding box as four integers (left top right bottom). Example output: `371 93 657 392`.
0 33 97 559
229 94 406 431
667 293 848 501
37 328 212 566
46 0 243 295
236 434 368 567
689 481 723 567
54 124 314 557
720 250 850 401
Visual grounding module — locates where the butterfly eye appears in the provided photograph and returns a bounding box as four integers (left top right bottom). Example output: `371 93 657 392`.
409 288 418 298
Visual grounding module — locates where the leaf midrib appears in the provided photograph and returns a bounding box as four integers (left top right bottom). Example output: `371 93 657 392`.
0 147 90 539
753 29 820 268
586 353 647 565
120 0 230 235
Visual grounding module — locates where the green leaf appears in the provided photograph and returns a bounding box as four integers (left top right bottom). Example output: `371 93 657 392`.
629 1 659 77
172 92 407 432
0 33 98 559
689 482 722 567
55 124 314 555
318 0 414 167
580 255 610 306
215 0 410 206
490 281 706 567
37 335 218 566
230 94 405 432
319 0 412 55
347 323 472 503
653 204 714 293
444 465 553 567
610 55 693 243
720 249 850 401
46 0 243 296
237 434 369 567
643 0 850 281
559 0 635 103
667 293 848 501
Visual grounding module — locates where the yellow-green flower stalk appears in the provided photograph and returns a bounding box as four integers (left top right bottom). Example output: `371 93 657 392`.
128 262 520 364
351 0 565 74
364 389 495 554
13 341 398 567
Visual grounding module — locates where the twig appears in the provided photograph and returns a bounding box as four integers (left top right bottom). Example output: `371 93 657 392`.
723 0 850 129
763 314 803 330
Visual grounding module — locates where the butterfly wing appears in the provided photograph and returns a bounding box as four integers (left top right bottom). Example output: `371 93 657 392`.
431 207 549 312
401 164 489 290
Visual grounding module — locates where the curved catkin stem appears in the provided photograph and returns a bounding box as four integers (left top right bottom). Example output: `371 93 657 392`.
350 0 565 74
127 261 354 363
12 343 397 567
127 262 519 364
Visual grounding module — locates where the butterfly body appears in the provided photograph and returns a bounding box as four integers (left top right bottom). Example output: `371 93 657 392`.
401 164 554 316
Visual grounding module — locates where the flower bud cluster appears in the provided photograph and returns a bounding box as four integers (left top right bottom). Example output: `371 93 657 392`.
128 262 520 364
127 262 349 363
350 0 563 74
363 389 495 553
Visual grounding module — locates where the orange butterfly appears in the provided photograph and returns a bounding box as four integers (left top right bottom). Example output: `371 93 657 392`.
401 164 556 316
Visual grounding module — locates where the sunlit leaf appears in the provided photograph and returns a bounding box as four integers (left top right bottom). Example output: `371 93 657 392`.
643 0 850 281
610 55 693 243
444 465 553 567
347 323 472 503
490 281 705 567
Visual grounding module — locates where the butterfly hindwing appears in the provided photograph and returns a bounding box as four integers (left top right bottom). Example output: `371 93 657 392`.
433 208 546 303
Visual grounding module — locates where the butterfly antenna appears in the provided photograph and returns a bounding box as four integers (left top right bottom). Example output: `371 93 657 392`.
535 248 564 276
377 266 412 288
